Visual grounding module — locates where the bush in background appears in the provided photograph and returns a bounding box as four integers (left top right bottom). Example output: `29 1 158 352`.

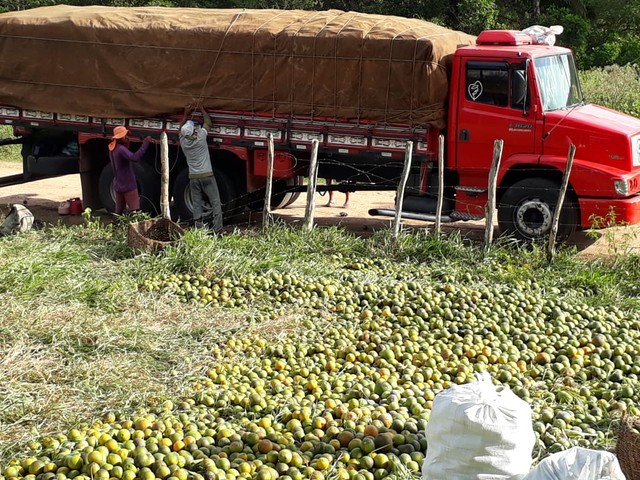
580 64 640 118
0 126 21 163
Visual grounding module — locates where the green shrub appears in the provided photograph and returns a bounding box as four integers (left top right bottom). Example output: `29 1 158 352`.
580 64 640 118
0 125 21 163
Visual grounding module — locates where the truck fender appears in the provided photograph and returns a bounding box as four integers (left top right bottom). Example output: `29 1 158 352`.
537 155 627 198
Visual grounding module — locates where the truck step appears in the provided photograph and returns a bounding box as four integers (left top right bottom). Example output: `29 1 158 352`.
455 185 487 193
368 208 456 223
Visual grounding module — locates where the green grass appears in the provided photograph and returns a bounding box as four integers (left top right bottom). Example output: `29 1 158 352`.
0 125 21 163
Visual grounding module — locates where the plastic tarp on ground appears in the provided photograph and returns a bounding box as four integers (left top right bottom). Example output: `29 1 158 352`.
0 6 475 129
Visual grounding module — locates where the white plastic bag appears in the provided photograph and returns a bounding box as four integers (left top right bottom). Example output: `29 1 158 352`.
422 372 535 479
523 447 626 480
0 204 34 236
522 25 563 46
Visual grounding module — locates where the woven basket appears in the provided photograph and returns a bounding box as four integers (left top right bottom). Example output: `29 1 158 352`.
616 415 640 480
127 218 184 253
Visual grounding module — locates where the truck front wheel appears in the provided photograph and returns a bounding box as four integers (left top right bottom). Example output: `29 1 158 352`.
98 163 160 215
498 178 578 243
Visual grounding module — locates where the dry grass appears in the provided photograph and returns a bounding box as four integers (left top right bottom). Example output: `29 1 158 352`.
0 286 256 457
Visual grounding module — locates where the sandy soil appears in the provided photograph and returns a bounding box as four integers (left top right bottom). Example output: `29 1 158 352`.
1 161 639 258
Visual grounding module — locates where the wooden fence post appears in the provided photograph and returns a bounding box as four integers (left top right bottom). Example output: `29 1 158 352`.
160 132 170 220
484 139 504 247
303 139 320 231
434 135 445 235
262 133 275 228
393 141 414 238
547 144 576 259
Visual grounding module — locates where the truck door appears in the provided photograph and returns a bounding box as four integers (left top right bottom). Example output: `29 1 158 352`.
454 60 536 184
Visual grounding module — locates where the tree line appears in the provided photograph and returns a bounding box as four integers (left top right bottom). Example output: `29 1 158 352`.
1 0 639 68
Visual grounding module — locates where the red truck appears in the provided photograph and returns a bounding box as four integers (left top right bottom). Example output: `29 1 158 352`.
1 6 640 242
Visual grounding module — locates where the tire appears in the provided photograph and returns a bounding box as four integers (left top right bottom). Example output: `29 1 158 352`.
283 176 305 207
172 168 240 224
98 162 160 215
498 178 578 243
249 177 301 211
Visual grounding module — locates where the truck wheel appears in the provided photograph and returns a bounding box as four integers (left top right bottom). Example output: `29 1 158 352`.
98 163 160 215
498 178 578 243
283 176 305 207
172 168 240 223
249 178 300 211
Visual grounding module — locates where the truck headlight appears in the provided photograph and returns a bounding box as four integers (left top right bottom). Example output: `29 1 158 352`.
615 179 630 196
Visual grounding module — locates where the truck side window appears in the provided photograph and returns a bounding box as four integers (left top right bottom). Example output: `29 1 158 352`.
466 65 509 107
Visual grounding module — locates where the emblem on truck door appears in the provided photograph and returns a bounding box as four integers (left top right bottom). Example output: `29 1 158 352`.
468 81 483 101
508 123 533 132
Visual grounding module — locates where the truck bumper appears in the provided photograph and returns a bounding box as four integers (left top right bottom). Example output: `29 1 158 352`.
579 195 640 228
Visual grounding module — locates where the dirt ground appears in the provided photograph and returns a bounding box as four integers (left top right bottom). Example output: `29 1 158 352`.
1 161 639 258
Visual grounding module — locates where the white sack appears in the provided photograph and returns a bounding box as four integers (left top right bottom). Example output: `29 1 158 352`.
0 204 34 236
422 372 535 480
522 447 626 480
522 25 563 46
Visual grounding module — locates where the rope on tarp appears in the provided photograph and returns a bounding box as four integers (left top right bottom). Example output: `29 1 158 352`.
196 10 245 110
248 9 290 116
288 10 327 120
384 25 424 126
355 16 389 126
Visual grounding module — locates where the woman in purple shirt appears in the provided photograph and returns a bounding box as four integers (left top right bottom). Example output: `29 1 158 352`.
108 126 152 214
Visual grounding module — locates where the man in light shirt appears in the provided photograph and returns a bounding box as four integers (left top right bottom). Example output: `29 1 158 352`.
179 107 223 233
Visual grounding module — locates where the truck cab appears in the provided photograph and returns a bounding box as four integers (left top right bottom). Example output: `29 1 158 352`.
446 30 640 241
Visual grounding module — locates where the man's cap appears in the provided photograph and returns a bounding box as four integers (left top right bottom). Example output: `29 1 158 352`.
111 126 129 140
180 120 195 137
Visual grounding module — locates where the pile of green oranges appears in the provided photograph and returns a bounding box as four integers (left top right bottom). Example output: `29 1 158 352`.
3 261 639 480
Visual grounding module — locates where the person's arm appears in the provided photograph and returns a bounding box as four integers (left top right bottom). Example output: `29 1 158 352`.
120 137 152 163
179 106 192 131
201 107 212 132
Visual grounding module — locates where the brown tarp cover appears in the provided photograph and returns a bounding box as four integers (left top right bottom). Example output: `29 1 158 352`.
0 6 475 128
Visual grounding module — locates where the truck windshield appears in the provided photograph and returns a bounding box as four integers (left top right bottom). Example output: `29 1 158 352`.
534 53 583 111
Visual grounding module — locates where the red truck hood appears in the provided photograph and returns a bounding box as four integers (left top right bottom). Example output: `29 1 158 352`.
542 104 640 170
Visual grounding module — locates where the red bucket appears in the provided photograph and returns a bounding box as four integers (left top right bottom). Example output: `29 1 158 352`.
68 198 83 215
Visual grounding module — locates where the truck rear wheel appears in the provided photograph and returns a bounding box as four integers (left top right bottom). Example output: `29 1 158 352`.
172 168 240 223
248 177 302 211
282 176 305 207
498 178 578 243
98 163 160 215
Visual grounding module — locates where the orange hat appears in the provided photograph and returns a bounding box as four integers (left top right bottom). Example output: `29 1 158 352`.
112 126 128 139
109 126 129 151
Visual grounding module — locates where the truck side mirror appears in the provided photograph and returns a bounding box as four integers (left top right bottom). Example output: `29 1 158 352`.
511 60 530 115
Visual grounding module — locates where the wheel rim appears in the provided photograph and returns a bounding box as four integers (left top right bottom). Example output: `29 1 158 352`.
515 199 553 237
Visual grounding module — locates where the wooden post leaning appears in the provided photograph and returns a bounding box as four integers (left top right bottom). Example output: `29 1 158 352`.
434 135 445 235
160 131 170 219
262 133 276 228
547 144 576 259
303 139 320 232
393 141 414 238
484 139 505 246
